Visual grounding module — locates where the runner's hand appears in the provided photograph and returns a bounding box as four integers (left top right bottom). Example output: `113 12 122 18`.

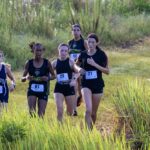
70 80 76 87
87 58 96 67
21 76 27 82
9 84 15 92
79 68 85 75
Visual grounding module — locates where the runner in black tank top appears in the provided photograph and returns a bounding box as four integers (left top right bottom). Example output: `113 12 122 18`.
27 58 49 96
0 50 15 111
54 58 74 96
52 43 81 122
75 33 109 129
68 24 88 116
69 38 86 61
21 43 55 117
79 49 107 92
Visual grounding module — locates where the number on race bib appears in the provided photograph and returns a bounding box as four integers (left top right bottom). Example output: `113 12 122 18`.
31 84 44 92
85 71 97 80
60 74 64 78
70 53 80 61
0 85 3 94
57 73 69 82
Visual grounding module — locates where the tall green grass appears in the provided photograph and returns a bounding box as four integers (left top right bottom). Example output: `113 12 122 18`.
0 0 150 69
99 14 150 46
113 79 150 148
0 0 149 38
104 0 150 15
66 0 150 44
0 109 129 150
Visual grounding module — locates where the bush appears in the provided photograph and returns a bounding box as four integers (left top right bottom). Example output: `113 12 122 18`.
0 0 150 69
0 121 26 143
113 79 150 147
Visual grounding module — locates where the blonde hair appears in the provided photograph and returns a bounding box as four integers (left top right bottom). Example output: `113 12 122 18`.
58 43 69 51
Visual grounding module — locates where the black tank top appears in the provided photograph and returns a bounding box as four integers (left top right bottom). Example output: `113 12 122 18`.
78 49 108 87
69 38 86 61
69 38 86 53
0 64 8 96
28 58 49 94
55 58 73 82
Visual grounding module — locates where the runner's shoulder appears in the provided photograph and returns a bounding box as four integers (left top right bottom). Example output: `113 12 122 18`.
68 39 74 45
1 62 11 71
80 50 87 57
97 48 107 57
51 59 57 69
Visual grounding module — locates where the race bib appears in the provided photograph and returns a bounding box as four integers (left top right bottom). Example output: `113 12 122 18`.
31 84 44 92
57 73 69 82
85 71 97 80
0 85 3 94
70 53 80 61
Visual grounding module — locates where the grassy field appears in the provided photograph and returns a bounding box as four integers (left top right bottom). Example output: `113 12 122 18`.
0 37 149 149
0 0 150 149
0 0 150 69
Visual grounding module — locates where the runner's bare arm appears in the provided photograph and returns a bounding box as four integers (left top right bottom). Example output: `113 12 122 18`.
69 59 81 76
5 65 15 91
6 66 15 82
68 59 80 87
51 59 57 70
21 61 30 82
69 59 80 80
74 59 85 75
48 60 56 80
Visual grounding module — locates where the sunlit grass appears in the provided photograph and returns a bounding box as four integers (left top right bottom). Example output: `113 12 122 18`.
0 0 150 69
113 79 150 148
0 1 150 149
0 39 148 149
0 107 130 150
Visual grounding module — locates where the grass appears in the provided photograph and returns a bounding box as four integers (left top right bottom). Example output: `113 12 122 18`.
108 37 150 77
113 79 150 147
0 0 150 149
0 0 150 69
7 37 150 116
0 37 149 149
0 110 129 150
